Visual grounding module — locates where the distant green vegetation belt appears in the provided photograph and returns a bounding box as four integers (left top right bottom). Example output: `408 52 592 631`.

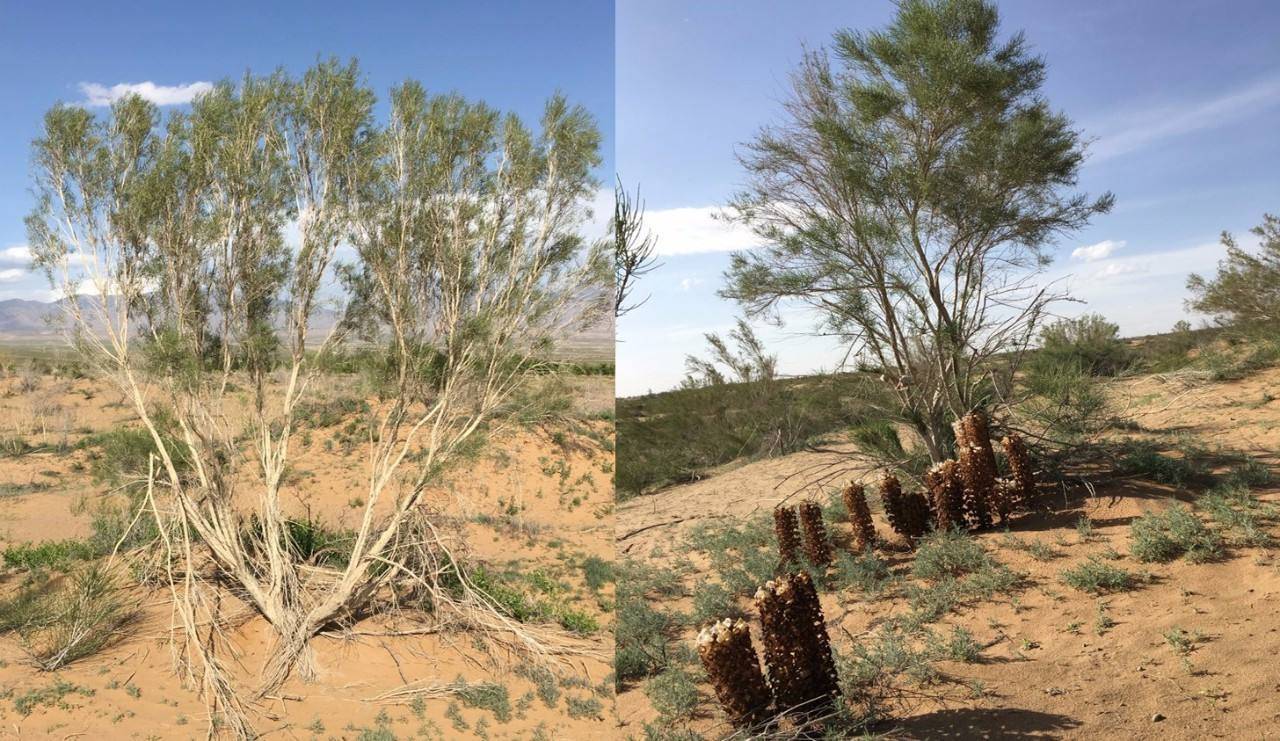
616 373 880 499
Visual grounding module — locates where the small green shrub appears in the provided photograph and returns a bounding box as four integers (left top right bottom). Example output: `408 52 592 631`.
2 540 98 571
690 582 745 625
644 667 700 722
832 550 893 596
1029 314 1130 377
1117 441 1207 488
912 531 993 581
455 679 512 723
10 680 95 715
580 556 614 592
564 694 605 720
615 561 690 685
1061 558 1134 594
928 625 981 663
1201 484 1275 547
14 566 139 670
1129 504 1222 563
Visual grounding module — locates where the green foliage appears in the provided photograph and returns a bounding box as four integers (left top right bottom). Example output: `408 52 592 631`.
901 532 1019 625
836 624 942 730
514 664 561 709
1022 361 1112 440
1201 483 1276 548
8 566 139 670
617 372 879 498
1129 322 1209 373
292 396 370 428
9 680 95 716
80 419 191 489
927 625 982 663
1128 505 1223 563
466 565 600 636
1029 314 1130 378
911 530 994 581
1187 213 1280 336
722 0 1111 466
684 515 779 597
643 667 700 722
615 560 690 686
0 574 56 632
1196 337 1280 381
580 556 614 592
283 517 356 567
690 582 746 625
455 679 512 723
2 540 98 571
0 435 33 458
832 550 894 597
564 694 605 721
2 490 159 573
1116 441 1208 488
1060 558 1135 594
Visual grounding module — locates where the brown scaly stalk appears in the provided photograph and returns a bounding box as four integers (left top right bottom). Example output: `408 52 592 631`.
754 572 840 720
953 415 994 529
881 474 931 543
842 483 876 552
697 618 774 729
773 506 802 566
924 460 964 532
797 501 833 567
1002 434 1036 510
902 490 933 541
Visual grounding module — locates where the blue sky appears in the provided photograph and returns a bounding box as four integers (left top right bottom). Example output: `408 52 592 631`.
0 0 613 300
617 0 1280 396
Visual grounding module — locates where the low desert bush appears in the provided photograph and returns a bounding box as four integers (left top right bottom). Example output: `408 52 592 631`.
911 531 994 581
616 373 881 498
1128 504 1223 563
1029 314 1130 378
7 566 139 670
1060 558 1135 594
901 533 1019 625
1116 441 1208 488
1201 483 1276 547
832 550 893 597
1022 363 1112 440
685 515 780 597
644 666 701 723
615 560 692 686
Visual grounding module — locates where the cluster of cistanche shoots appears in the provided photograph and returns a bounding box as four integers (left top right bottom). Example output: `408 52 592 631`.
698 410 1037 729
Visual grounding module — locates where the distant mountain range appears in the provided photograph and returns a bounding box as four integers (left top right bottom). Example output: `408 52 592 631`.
0 297 613 360
0 298 64 339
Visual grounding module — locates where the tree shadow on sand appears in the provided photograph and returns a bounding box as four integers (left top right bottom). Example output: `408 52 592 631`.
889 707 1081 739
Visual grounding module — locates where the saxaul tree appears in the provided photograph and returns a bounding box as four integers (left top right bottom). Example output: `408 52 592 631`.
721 0 1112 464
1186 212 1280 335
614 178 661 318
27 60 607 737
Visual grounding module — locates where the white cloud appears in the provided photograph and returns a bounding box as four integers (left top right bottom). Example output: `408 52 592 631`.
79 81 213 107
1088 76 1280 162
678 277 704 291
0 245 32 265
1091 261 1148 280
1071 239 1125 262
645 206 764 256
0 269 25 283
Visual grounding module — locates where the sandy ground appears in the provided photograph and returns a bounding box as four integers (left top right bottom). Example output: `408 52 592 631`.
0 371 615 740
616 365 1280 740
